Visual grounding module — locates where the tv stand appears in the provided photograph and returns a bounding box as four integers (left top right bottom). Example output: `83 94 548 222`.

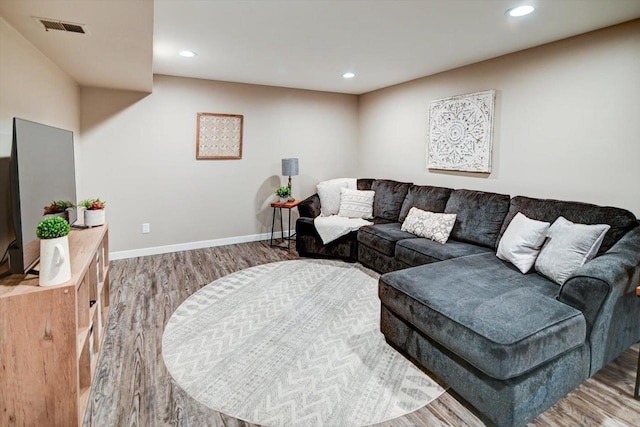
0 225 110 426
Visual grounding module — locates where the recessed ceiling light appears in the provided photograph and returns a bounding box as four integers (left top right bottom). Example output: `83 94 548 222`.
178 50 197 57
507 5 534 17
342 72 355 79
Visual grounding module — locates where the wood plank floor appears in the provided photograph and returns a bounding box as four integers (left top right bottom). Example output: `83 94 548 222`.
85 241 640 426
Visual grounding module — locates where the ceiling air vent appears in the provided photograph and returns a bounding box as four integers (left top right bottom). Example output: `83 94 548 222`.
34 17 87 34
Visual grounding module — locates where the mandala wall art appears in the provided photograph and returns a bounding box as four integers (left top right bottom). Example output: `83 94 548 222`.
427 90 495 173
196 113 244 159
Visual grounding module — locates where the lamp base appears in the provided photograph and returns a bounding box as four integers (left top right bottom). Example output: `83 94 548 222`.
287 177 295 200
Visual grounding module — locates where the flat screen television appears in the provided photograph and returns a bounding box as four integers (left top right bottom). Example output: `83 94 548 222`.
8 118 77 274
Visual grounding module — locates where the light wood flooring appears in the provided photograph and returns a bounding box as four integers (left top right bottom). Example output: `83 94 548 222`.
85 241 640 426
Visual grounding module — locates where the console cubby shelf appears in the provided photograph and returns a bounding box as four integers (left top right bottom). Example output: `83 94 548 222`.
0 225 110 426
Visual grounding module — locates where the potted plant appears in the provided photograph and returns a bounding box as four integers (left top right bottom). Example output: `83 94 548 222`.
276 186 292 203
43 200 74 222
79 198 106 227
36 216 71 286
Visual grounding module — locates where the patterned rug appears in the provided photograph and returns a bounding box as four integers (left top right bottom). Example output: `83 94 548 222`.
162 259 445 426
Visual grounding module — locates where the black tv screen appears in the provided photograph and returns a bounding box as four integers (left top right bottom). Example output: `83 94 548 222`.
9 118 77 274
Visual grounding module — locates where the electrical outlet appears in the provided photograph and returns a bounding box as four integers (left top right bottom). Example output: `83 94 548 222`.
142 223 150 234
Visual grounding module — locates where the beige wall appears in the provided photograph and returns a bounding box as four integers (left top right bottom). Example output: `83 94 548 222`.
80 75 359 253
4 16 639 258
358 20 640 216
0 17 80 259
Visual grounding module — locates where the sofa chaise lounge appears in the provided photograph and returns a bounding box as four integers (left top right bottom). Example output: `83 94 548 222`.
295 178 640 427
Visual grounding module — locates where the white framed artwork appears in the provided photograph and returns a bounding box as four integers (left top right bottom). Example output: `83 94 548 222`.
427 90 496 173
196 113 244 160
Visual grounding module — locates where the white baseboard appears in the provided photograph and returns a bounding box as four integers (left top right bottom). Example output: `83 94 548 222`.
109 230 293 261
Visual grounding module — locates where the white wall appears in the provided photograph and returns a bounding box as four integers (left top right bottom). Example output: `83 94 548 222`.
0 17 80 260
358 20 640 216
80 75 359 254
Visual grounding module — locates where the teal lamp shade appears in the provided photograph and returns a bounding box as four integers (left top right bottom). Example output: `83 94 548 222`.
282 158 299 192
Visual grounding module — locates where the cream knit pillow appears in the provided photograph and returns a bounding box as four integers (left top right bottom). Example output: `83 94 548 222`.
317 178 355 216
401 207 456 244
338 188 375 219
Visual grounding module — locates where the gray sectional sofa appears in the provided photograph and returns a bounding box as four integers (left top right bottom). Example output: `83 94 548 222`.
295 178 640 427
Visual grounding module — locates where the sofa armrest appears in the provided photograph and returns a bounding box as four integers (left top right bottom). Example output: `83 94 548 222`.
559 225 640 327
298 193 321 219
558 224 640 373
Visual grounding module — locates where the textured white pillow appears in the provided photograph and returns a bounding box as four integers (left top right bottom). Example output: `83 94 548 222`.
534 216 610 285
338 188 375 219
496 213 550 274
401 207 456 244
317 178 356 216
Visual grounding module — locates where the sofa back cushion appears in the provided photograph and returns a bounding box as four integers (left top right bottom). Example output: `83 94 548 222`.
499 196 638 254
371 179 412 221
398 185 453 223
444 189 510 248
357 178 375 191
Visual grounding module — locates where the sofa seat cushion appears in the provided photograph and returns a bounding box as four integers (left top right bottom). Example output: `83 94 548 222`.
297 214 390 234
396 238 493 267
295 217 358 260
357 223 416 256
379 253 587 380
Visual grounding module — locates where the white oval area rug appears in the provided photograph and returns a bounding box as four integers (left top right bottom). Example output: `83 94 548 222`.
162 259 445 426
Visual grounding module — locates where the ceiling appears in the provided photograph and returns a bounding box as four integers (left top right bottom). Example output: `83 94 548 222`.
2 1 640 95
0 0 153 92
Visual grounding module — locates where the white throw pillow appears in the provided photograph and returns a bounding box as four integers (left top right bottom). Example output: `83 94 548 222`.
317 178 356 216
534 216 610 285
401 207 456 244
496 212 550 274
338 188 375 219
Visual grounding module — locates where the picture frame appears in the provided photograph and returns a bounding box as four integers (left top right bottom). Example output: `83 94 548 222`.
196 113 244 160
427 90 495 173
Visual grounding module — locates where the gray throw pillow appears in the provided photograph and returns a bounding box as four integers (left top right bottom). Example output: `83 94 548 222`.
534 216 610 285
496 212 550 274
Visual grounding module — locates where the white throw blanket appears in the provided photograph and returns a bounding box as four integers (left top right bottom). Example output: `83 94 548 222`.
314 215 373 244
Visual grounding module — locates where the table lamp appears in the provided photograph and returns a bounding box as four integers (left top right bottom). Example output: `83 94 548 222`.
282 158 299 195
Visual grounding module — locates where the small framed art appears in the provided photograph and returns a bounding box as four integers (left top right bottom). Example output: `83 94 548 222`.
196 113 244 160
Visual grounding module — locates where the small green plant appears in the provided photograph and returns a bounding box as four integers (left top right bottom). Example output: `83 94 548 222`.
43 200 74 215
276 186 291 198
36 216 70 240
79 198 106 210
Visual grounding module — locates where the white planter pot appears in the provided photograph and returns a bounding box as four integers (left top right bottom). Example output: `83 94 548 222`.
84 209 105 227
44 211 69 222
279 197 288 204
39 235 71 287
